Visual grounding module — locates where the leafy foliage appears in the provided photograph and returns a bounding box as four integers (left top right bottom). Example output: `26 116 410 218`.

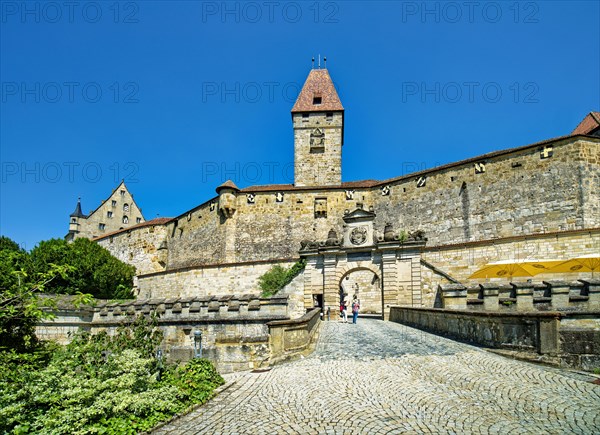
0 315 224 434
259 259 306 297
29 238 136 299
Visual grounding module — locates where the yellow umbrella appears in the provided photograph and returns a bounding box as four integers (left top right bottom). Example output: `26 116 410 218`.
546 254 600 277
469 259 564 280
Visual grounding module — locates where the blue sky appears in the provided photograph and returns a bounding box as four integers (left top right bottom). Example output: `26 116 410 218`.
1 1 599 250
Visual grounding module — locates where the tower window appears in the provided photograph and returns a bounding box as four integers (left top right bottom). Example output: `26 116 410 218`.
71 218 76 223
312 96 322 105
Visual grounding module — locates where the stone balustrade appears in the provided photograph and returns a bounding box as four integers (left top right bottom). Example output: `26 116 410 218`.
36 294 292 373
440 279 600 311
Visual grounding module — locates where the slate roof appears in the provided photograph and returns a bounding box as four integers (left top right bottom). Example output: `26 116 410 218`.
70 199 86 218
291 69 344 113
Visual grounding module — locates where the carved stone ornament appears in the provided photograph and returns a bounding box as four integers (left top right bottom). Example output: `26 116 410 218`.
345 190 355 200
247 193 255 204
325 228 341 246
310 128 325 148
381 185 390 196
350 226 368 245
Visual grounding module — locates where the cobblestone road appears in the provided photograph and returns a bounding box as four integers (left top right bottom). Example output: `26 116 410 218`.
153 319 600 434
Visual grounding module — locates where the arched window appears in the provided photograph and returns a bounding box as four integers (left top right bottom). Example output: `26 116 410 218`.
123 203 130 212
122 216 129 224
71 218 76 223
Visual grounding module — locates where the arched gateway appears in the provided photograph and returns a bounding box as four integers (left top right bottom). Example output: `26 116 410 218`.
299 207 427 320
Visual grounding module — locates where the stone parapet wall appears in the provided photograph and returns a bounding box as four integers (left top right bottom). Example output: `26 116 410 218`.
439 279 600 312
36 294 291 373
268 308 322 365
389 306 600 371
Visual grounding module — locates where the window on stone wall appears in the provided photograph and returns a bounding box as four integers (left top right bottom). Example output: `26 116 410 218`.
326 112 333 121
122 216 129 224
112 200 117 207
136 217 142 223
107 211 113 218
120 190 125 196
99 223 106 230
123 203 129 212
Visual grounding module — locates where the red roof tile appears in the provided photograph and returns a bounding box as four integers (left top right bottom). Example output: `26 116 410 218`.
93 217 173 240
216 179 240 193
291 69 344 113
572 112 600 134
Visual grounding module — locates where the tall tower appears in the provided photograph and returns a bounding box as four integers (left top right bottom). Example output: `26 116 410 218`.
292 67 344 187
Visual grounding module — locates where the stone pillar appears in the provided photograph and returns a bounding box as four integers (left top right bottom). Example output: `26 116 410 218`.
440 284 467 309
511 282 534 311
381 248 398 320
302 254 319 311
543 280 570 309
579 279 600 309
322 251 340 320
480 283 499 311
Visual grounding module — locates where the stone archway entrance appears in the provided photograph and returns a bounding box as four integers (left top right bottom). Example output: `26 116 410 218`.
339 267 382 316
299 207 427 320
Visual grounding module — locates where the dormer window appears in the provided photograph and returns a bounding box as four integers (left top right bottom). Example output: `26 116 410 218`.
312 96 322 105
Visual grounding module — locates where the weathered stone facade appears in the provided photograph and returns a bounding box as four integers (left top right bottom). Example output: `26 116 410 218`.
75 68 599 321
66 181 145 241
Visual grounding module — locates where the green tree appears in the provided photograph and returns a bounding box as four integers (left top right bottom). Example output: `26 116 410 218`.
29 238 136 299
0 236 72 351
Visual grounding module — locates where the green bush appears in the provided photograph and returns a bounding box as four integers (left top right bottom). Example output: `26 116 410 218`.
29 238 136 299
0 315 224 434
258 259 306 297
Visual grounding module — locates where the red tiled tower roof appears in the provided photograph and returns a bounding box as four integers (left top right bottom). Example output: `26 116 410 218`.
291 69 344 113
572 111 600 135
216 179 240 193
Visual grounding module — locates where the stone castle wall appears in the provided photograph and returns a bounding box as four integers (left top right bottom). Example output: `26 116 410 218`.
93 137 598 307
137 259 298 300
158 137 598 270
97 222 169 277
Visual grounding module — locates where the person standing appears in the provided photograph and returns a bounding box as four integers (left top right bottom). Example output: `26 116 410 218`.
351 296 360 324
341 299 348 323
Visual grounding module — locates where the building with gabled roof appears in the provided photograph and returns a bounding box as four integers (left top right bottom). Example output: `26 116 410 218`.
66 180 145 241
